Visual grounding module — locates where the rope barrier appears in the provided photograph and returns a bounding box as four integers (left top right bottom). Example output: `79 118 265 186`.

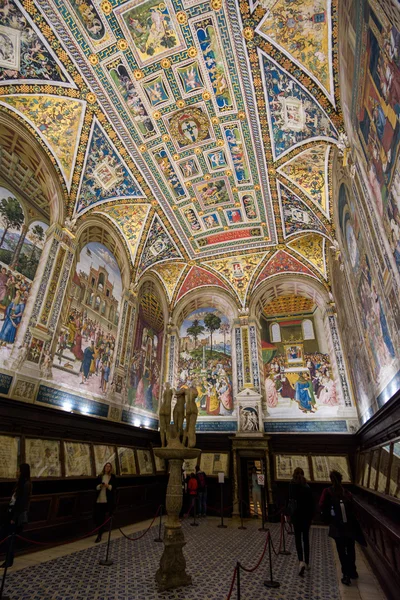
226 565 238 600
16 517 112 547
239 531 270 573
118 505 161 541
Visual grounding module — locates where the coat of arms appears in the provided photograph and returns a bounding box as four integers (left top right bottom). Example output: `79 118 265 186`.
167 106 212 150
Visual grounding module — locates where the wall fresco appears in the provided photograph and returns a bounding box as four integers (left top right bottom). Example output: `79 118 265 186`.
177 307 233 417
52 242 122 399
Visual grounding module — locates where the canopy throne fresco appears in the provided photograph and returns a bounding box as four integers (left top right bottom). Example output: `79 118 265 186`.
0 0 398 433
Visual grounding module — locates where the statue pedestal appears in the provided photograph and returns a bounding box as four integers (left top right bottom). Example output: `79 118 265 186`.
154 445 200 591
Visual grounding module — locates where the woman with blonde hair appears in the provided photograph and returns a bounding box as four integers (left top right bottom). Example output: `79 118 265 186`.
286 467 314 577
93 462 117 543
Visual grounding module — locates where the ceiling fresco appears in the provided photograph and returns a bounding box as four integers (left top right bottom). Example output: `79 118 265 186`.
0 0 345 308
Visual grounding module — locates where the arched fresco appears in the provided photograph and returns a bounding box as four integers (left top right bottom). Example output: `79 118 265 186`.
127 282 165 415
0 186 48 358
51 242 122 397
177 307 234 417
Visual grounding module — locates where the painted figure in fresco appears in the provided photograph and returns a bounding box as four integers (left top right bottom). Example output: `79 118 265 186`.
279 367 295 400
160 382 174 447
265 374 279 408
0 291 25 345
317 374 338 406
295 373 316 413
80 342 95 384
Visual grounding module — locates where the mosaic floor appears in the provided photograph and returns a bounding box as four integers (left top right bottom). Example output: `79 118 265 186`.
2 520 341 600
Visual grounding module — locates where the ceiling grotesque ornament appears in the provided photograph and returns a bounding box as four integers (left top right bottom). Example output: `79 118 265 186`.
151 262 188 302
97 203 151 265
256 0 335 103
76 119 145 215
287 234 327 278
0 95 85 190
277 144 331 218
0 0 344 303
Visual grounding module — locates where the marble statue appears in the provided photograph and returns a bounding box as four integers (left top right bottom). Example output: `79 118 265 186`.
183 385 198 448
160 382 174 447
154 383 200 590
173 388 186 439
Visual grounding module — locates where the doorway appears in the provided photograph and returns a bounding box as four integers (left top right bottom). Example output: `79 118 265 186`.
239 457 265 519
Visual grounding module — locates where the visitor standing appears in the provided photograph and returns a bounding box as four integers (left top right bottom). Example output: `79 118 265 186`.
319 470 366 586
287 467 314 576
187 472 198 516
250 466 262 518
94 462 116 543
0 463 32 568
195 465 207 517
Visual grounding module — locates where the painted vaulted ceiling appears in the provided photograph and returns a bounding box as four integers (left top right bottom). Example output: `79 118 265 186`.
0 0 344 307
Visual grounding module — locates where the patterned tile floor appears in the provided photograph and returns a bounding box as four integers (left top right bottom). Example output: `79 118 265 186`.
0 519 371 600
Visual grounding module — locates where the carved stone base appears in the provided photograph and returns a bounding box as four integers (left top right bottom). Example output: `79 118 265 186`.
155 526 192 591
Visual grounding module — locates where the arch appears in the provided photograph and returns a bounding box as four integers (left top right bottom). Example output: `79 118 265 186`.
136 274 169 332
0 112 64 226
74 215 132 291
172 287 239 329
249 273 330 319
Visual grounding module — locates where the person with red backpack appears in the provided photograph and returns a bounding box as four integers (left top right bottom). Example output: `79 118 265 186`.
319 470 366 586
187 472 198 517
196 465 207 517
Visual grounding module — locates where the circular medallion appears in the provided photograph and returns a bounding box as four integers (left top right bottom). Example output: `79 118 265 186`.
117 39 128 51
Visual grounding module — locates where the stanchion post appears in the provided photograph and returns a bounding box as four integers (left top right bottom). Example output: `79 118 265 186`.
279 514 291 556
238 499 246 530
264 531 280 589
258 483 267 532
99 516 113 566
217 478 227 529
0 532 14 600
236 562 241 600
190 498 199 527
154 505 163 542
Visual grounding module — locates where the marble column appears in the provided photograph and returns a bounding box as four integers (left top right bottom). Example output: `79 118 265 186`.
325 309 355 414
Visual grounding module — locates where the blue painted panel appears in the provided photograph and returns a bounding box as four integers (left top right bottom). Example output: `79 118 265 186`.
37 385 109 418
121 410 158 430
263 420 348 433
0 373 12 395
195 421 238 432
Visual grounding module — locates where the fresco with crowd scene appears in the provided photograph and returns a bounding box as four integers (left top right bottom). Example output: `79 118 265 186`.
177 308 234 417
52 242 122 398
262 309 341 419
0 186 48 360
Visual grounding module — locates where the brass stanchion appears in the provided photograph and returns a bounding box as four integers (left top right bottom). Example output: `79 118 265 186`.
264 532 280 589
99 517 113 566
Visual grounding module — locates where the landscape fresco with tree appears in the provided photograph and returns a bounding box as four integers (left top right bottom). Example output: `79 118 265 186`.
178 307 233 416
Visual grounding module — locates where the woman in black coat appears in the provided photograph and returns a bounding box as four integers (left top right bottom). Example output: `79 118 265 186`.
94 462 117 543
1 463 32 568
287 467 314 577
